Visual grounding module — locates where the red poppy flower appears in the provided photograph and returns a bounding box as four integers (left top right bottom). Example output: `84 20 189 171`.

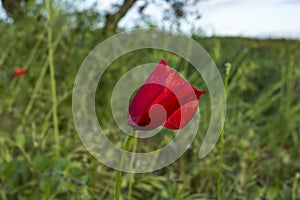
128 60 205 130
13 68 26 77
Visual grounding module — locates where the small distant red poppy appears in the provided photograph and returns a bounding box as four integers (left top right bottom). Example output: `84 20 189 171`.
13 68 26 77
128 60 205 130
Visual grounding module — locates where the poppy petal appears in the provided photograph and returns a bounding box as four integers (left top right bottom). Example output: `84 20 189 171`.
128 60 205 130
13 68 26 77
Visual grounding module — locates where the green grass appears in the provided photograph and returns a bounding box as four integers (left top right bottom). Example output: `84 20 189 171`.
0 3 300 199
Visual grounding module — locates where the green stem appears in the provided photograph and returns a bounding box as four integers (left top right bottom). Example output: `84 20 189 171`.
128 131 138 200
116 135 133 200
46 0 60 157
24 26 65 117
217 63 231 200
7 37 43 112
292 172 300 200
0 187 8 200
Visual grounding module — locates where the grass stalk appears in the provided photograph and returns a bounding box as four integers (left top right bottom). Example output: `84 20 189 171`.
217 62 231 200
0 188 8 200
24 26 65 117
116 135 133 200
46 0 60 157
7 32 43 112
292 173 300 200
128 131 139 200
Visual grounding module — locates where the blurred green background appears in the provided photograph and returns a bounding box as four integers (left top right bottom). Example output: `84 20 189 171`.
0 0 299 199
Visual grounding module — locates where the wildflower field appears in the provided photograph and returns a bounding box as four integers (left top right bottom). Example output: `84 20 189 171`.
0 1 300 199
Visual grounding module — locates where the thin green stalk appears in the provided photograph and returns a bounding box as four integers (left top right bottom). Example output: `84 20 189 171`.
217 63 231 200
7 31 44 112
116 135 133 200
39 91 71 150
128 131 139 200
292 173 300 200
0 188 8 200
46 0 59 157
24 59 48 116
24 26 65 117
6 138 35 172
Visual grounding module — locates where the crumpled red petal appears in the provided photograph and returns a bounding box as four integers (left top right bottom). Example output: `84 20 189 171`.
13 68 26 77
128 60 205 130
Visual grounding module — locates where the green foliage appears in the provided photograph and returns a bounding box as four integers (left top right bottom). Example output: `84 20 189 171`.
0 1 300 199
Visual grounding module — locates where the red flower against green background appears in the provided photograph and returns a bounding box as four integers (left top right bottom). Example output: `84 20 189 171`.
13 68 26 77
128 60 205 130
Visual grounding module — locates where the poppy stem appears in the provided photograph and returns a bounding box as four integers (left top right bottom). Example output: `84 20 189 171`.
217 63 231 200
116 134 133 200
128 130 138 200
